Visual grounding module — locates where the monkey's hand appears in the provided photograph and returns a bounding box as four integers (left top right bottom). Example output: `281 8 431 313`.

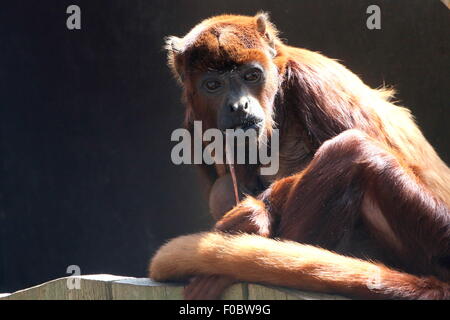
214 199 272 237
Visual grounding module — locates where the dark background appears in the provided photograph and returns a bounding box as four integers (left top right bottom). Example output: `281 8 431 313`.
0 0 448 292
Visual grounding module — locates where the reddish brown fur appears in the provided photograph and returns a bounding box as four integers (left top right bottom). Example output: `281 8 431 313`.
151 13 450 299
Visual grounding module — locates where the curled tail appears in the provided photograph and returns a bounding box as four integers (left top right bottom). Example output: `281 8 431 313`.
149 232 449 299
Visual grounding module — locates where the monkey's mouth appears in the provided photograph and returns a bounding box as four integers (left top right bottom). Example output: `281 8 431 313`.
227 118 263 132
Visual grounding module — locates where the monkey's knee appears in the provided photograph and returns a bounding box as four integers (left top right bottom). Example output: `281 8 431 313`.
315 129 370 158
315 129 394 170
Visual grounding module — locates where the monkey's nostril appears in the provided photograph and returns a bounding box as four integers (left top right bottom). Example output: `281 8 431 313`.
230 104 237 112
244 102 249 110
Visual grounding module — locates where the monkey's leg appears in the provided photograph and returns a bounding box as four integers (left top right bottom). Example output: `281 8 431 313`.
267 129 450 279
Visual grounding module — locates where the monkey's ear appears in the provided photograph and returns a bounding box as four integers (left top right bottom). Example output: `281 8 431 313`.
255 12 277 58
255 12 270 35
164 36 184 54
164 36 185 82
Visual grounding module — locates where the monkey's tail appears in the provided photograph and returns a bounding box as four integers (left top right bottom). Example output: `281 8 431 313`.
149 232 449 300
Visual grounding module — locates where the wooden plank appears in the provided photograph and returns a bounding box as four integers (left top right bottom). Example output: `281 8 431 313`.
0 275 347 300
65 275 132 300
111 278 184 300
110 279 248 300
251 285 349 300
222 283 248 300
248 284 296 300
0 278 68 300
0 274 131 300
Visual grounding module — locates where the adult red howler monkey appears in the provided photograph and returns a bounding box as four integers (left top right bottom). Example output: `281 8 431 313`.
149 13 450 299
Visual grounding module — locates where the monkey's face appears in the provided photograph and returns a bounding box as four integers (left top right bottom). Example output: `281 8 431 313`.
165 13 282 137
195 62 273 134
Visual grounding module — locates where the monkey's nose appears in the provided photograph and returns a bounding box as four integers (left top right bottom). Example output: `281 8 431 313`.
229 100 249 112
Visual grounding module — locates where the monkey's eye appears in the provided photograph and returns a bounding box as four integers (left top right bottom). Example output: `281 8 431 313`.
243 69 262 82
204 80 222 92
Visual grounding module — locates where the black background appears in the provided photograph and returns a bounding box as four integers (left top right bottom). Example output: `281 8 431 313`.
0 0 448 292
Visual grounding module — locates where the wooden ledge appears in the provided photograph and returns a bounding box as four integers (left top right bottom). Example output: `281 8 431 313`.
0 274 348 300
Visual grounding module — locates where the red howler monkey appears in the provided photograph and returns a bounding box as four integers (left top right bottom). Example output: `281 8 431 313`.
149 13 450 299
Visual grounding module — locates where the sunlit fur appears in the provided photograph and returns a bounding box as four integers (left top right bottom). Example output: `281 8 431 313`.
151 232 449 299
151 13 450 299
